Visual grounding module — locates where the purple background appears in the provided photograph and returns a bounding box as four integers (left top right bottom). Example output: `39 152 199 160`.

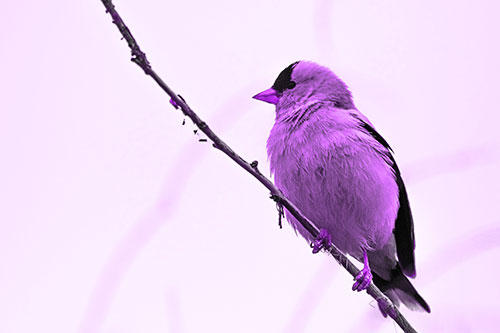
2 1 500 332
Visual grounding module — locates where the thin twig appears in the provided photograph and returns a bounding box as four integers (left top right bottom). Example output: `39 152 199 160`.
99 1 418 332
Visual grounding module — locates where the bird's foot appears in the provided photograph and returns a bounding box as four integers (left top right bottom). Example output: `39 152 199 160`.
352 266 372 291
352 251 372 291
311 228 332 254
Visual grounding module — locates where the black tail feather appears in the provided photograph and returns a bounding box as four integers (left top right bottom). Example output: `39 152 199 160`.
372 265 430 313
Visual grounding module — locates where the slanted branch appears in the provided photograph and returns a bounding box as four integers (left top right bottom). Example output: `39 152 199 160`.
99 1 418 332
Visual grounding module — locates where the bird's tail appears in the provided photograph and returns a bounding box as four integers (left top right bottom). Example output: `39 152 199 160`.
372 265 431 315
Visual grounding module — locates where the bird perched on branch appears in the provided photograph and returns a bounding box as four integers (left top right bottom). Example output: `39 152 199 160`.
253 61 430 314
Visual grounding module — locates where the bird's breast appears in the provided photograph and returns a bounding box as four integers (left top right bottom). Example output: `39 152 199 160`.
266 116 399 256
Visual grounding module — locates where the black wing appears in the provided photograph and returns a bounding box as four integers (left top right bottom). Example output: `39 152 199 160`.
359 121 416 278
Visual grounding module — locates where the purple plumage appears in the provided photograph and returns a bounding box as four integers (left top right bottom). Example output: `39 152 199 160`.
253 61 430 314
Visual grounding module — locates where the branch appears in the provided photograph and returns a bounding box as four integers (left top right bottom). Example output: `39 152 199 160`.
99 1 418 332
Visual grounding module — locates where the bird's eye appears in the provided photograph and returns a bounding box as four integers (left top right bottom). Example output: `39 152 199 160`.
288 81 296 89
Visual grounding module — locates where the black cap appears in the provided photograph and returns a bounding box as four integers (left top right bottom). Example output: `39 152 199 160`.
272 61 299 93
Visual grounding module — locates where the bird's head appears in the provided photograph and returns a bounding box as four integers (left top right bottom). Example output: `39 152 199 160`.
253 61 355 111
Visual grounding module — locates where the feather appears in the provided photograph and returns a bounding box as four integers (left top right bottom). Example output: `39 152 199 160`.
358 120 416 278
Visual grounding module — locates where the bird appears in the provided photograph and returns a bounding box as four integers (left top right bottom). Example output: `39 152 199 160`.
253 61 430 314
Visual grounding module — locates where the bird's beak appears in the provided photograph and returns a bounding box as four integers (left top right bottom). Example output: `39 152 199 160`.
252 88 279 105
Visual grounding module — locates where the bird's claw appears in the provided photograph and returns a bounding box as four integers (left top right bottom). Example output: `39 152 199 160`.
311 228 332 254
352 265 372 292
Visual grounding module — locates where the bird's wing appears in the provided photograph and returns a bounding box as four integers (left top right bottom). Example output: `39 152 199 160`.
352 113 416 278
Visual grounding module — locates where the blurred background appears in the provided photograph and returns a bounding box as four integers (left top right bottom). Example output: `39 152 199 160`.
1 0 500 332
